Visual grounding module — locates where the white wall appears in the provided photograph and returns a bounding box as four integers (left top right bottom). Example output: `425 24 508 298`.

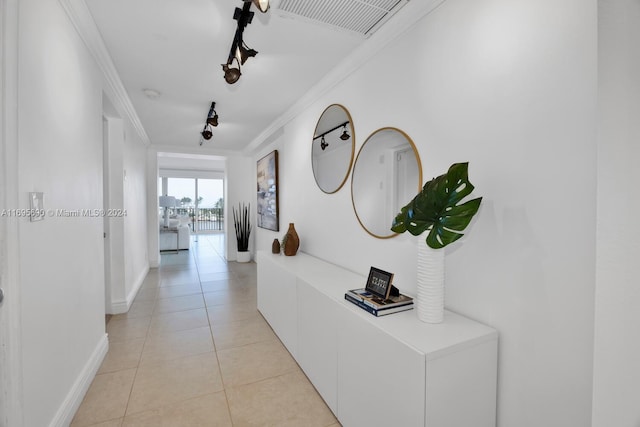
146 149 160 267
0 1 24 425
16 0 149 424
254 0 597 425
122 118 149 307
592 0 640 425
18 0 106 425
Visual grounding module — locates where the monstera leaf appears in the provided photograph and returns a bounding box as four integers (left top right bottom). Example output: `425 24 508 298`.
391 162 482 249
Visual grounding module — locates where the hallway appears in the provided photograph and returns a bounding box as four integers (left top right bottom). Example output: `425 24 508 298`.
71 234 339 426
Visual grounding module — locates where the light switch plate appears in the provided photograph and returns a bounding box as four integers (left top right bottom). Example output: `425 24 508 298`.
29 192 44 222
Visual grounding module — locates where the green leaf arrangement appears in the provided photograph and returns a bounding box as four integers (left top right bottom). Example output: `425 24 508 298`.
391 162 482 249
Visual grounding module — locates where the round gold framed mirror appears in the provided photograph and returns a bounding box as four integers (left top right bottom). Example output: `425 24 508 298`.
351 127 422 238
312 104 355 194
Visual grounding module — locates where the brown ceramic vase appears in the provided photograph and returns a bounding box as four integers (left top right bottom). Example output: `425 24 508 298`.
283 223 299 256
272 238 281 254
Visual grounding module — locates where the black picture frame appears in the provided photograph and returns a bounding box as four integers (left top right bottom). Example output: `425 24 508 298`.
257 150 279 231
365 267 394 300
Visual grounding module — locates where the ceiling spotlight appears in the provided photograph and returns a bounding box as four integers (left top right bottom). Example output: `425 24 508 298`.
222 59 242 84
201 129 213 140
340 125 350 141
244 0 269 13
201 124 213 141
320 136 329 151
236 41 258 65
206 102 219 127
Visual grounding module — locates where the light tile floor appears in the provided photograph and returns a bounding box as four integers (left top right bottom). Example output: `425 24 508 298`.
72 234 340 427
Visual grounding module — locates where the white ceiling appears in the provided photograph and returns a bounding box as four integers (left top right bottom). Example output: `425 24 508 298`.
84 0 391 153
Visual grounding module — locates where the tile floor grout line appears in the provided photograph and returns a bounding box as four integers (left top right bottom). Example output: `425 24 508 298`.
76 234 339 426
123 244 205 422
194 235 238 425
117 270 161 424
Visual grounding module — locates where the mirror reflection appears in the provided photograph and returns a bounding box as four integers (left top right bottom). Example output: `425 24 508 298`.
312 104 355 194
351 127 422 238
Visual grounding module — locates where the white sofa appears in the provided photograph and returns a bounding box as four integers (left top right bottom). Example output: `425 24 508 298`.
160 216 191 251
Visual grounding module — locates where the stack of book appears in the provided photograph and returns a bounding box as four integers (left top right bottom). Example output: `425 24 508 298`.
344 288 413 317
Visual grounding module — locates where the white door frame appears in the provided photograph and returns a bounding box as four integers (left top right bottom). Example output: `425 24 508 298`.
102 116 112 313
101 111 125 313
0 0 24 425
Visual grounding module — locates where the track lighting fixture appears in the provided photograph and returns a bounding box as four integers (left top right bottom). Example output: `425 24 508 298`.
200 102 219 144
314 120 351 150
222 1 269 84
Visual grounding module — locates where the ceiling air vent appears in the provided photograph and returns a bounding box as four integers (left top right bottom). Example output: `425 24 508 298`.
275 0 409 37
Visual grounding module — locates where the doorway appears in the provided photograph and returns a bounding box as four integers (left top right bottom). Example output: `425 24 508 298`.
161 177 225 235
393 146 421 214
101 99 125 315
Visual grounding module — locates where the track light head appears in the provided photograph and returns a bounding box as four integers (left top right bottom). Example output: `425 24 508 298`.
237 42 258 65
244 0 269 13
340 126 350 140
320 136 329 151
222 60 242 84
201 127 213 140
206 102 219 127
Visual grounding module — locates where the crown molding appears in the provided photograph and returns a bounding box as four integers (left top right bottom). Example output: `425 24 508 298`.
151 143 242 158
58 0 150 146
243 0 448 155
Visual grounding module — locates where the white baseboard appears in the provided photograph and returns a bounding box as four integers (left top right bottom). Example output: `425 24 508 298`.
108 263 150 314
149 249 160 268
49 333 109 427
126 263 149 304
109 298 129 314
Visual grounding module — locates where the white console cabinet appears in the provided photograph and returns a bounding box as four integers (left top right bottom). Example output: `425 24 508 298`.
257 251 498 427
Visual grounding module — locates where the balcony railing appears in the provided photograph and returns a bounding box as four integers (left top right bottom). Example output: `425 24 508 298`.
174 207 224 232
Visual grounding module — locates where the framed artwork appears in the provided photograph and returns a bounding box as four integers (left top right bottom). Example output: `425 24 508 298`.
365 267 394 300
257 150 279 231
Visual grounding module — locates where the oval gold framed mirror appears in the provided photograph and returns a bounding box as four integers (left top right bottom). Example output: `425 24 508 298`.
312 104 355 194
351 127 422 239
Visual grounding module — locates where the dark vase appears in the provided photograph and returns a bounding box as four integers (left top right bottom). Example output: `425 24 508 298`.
283 223 300 256
272 238 281 254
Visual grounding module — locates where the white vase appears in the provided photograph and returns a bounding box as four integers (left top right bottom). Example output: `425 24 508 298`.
237 251 251 263
416 237 445 323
